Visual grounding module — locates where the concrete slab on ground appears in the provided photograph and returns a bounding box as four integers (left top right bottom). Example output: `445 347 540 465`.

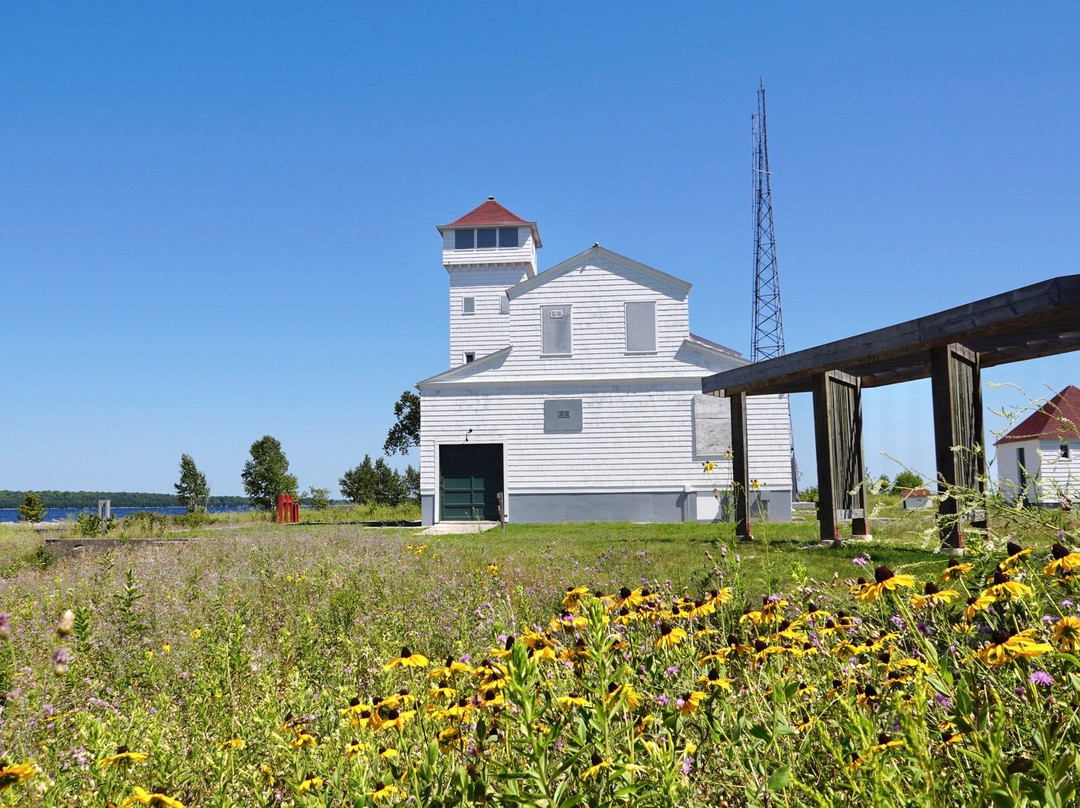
419 521 500 535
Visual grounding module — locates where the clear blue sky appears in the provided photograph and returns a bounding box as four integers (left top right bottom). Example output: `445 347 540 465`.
3 3 1078 496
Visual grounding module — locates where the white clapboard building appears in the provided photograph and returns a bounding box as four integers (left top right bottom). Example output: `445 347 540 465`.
994 385 1080 507
417 198 793 525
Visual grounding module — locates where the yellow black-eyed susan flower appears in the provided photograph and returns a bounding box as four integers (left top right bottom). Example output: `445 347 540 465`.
855 566 916 602
963 593 996 623
942 558 973 582
678 691 705 716
216 739 244 750
562 585 590 611
869 733 905 753
429 656 473 678
655 621 687 650
385 646 429 669
910 582 960 609
368 781 400 802
999 540 1034 571
377 708 416 731
290 732 317 749
1044 543 1080 576
437 726 461 752
297 775 323 793
977 628 1052 666
556 692 590 710
605 681 644 710
119 788 185 808
984 570 1032 600
0 761 40 791
1053 615 1080 652
612 586 645 611
99 747 148 768
698 668 734 691
583 753 612 779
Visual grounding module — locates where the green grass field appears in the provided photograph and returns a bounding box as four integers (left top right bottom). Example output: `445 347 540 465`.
0 505 1077 806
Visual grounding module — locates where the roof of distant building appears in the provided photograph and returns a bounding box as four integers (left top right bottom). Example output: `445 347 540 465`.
439 197 542 247
996 385 1080 444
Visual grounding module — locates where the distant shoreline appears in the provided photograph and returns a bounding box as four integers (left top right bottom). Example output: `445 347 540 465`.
0 490 251 509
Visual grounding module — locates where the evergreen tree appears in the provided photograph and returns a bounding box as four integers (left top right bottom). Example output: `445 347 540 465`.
17 492 47 523
241 436 299 511
175 454 211 512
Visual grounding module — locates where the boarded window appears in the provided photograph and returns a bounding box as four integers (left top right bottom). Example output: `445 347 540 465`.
498 227 519 248
455 229 474 249
499 293 510 315
462 297 475 315
476 228 497 248
544 399 582 432
693 394 731 457
541 305 572 354
626 301 656 352
464 352 475 363
1063 443 1072 459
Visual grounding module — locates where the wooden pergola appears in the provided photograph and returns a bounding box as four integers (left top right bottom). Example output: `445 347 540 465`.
702 274 1080 549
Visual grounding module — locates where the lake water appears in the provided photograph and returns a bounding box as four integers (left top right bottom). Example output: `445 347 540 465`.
0 506 253 523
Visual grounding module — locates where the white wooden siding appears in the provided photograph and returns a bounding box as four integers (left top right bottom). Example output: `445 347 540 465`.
493 254 700 381
1036 439 1080 503
420 386 791 497
448 266 529 367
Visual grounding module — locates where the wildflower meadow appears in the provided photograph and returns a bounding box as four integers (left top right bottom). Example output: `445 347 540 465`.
1 511 1079 807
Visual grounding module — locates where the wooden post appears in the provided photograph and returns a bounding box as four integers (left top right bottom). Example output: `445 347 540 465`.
729 391 751 539
812 374 838 545
931 343 985 552
812 371 866 545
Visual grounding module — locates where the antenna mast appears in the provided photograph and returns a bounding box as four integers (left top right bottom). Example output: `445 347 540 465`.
751 81 785 362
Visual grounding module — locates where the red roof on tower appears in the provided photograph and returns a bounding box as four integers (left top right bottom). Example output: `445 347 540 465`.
995 385 1080 444
439 197 542 247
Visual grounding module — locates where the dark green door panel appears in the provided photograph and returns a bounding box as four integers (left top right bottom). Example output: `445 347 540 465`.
439 443 503 521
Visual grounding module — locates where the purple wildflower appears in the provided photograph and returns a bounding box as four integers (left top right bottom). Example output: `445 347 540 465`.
852 556 870 568
1062 599 1074 609
655 694 670 707
1029 670 1054 687
665 665 679 678
680 756 694 774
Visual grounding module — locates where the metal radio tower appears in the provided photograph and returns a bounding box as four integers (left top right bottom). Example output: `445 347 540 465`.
751 81 785 362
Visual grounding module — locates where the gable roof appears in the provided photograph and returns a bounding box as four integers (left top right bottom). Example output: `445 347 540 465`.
506 244 691 300
996 385 1080 444
416 346 513 389
439 197 542 247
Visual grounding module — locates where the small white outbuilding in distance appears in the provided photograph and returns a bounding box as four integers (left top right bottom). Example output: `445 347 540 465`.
995 385 1080 507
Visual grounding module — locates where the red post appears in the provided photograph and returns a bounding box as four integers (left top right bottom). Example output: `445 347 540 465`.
277 494 298 524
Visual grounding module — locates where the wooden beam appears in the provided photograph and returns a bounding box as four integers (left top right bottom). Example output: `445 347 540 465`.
702 274 1080 398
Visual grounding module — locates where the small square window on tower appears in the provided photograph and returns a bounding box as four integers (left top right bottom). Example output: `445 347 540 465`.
499 294 510 315
476 228 497 248
464 352 475 364
1062 443 1072 459
455 229 474 249
462 297 475 315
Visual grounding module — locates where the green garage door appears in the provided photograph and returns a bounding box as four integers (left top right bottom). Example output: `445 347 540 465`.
440 443 503 521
